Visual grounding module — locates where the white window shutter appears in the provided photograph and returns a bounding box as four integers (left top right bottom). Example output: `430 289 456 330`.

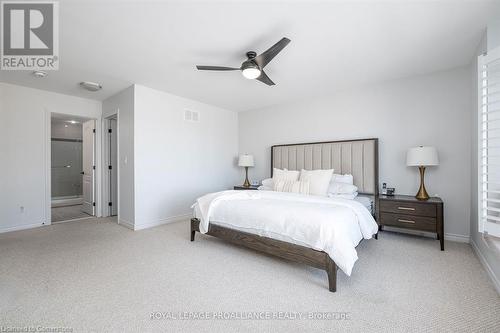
478 45 500 237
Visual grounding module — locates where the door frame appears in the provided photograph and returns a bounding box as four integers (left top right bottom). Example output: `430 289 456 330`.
45 111 103 225
102 113 120 218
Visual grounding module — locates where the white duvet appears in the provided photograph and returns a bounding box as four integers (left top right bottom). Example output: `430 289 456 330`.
192 190 378 276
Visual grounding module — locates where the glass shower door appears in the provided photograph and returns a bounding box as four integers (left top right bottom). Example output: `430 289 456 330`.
51 139 83 199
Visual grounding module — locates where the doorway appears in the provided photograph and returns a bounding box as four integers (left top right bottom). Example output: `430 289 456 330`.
50 114 96 223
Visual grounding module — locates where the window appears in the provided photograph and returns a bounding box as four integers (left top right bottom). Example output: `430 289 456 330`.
479 45 500 237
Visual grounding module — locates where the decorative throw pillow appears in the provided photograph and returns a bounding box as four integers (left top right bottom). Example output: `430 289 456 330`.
273 180 310 195
272 168 300 182
299 169 334 196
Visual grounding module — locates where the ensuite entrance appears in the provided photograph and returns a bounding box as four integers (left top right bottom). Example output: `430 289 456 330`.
51 113 96 223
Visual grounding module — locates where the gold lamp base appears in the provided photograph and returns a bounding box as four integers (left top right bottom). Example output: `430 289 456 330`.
415 166 429 201
243 166 250 187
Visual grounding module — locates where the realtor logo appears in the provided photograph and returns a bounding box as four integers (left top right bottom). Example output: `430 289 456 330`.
1 1 59 70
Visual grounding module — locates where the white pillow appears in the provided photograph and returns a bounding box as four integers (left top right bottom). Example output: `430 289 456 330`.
258 185 273 191
272 168 300 182
331 174 353 184
299 169 334 196
328 182 358 195
328 192 358 200
261 178 274 188
274 180 310 195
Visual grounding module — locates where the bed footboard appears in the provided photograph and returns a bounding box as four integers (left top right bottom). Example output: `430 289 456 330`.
190 218 337 292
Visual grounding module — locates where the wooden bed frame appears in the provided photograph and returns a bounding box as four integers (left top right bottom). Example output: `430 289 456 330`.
191 138 379 292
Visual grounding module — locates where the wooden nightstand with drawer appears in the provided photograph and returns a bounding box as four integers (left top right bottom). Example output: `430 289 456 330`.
377 195 444 250
234 185 260 190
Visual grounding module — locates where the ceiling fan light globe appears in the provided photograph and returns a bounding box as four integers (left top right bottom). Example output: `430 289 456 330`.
242 67 261 80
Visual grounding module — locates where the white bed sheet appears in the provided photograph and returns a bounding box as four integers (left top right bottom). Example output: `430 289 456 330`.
193 190 378 276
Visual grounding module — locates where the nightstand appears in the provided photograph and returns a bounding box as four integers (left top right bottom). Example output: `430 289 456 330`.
234 185 259 190
377 195 444 250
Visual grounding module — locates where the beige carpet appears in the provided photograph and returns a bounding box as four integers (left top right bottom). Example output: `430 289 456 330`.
1 217 499 332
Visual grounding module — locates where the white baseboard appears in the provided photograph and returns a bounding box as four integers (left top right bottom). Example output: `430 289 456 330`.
118 218 134 230
471 239 500 295
134 213 191 231
444 233 470 243
383 226 469 243
0 222 46 234
51 197 84 207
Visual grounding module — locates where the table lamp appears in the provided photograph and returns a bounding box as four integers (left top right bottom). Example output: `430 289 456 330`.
238 154 254 187
406 146 439 200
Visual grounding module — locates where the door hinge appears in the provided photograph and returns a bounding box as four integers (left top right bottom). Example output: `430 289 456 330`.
108 202 112 206
108 128 112 133
92 165 96 170
92 202 96 207
92 128 96 133
108 165 112 170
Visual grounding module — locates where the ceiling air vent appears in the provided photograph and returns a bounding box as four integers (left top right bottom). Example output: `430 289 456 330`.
184 109 199 122
192 111 199 122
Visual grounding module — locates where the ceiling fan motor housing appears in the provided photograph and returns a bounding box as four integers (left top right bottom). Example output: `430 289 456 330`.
241 59 259 71
242 51 259 71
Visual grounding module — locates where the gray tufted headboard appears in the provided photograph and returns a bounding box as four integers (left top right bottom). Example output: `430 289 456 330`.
271 138 379 195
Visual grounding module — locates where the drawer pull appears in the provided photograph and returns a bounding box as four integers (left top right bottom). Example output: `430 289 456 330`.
397 206 415 211
398 219 416 224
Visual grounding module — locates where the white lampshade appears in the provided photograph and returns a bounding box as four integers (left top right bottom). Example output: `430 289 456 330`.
406 146 439 166
238 154 254 167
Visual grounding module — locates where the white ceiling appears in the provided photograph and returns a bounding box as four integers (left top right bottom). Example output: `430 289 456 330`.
0 0 498 112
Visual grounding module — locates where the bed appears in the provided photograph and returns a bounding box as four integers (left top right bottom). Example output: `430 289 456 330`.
191 138 379 292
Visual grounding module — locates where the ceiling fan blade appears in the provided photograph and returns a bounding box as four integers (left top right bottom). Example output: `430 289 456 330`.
256 71 275 86
254 37 291 69
196 65 240 71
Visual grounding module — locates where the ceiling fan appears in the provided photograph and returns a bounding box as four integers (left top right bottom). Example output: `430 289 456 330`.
196 37 291 86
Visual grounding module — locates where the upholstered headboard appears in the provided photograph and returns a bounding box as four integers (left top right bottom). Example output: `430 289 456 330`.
271 138 379 195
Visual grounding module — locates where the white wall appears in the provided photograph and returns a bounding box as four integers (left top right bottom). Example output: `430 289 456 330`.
133 85 239 230
239 66 472 240
0 83 101 233
102 86 135 227
487 19 500 51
